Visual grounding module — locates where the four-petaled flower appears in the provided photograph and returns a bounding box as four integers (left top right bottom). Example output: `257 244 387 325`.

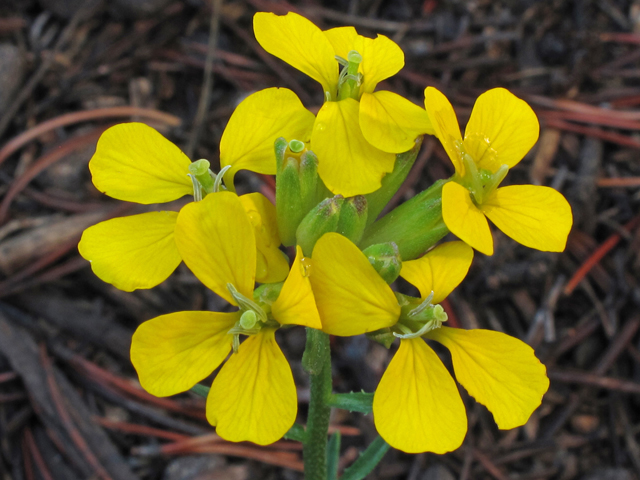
310 234 549 453
79 88 314 291
131 192 321 445
424 87 573 255
254 12 434 197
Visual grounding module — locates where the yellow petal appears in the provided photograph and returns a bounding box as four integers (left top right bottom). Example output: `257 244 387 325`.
360 91 434 153
442 182 494 256
427 327 550 429
78 212 180 292
323 26 358 60
220 88 315 187
89 123 192 204
131 311 239 397
207 329 297 445
312 99 395 196
272 246 322 329
463 88 539 172
238 193 289 284
373 338 467 454
175 192 255 305
481 185 573 252
352 34 404 94
400 241 473 303
424 87 464 175
310 233 399 336
253 12 338 96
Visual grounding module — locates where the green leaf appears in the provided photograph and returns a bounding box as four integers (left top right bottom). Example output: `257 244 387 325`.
284 423 306 442
190 383 210 398
327 431 341 480
327 392 373 414
340 436 390 480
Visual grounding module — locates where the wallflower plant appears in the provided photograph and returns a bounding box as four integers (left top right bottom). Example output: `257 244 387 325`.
79 11 574 480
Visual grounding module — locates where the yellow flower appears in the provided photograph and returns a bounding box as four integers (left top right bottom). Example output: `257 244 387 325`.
254 12 433 197
79 88 314 291
131 192 321 445
310 234 549 453
424 87 573 255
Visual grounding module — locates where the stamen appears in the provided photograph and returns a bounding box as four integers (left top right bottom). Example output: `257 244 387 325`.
187 174 203 202
483 164 509 195
394 305 448 339
461 153 483 204
227 283 269 324
408 291 435 317
214 164 232 193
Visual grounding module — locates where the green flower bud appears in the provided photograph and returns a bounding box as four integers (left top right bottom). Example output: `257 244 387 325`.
359 179 449 261
336 195 368 245
296 195 344 256
275 138 322 246
364 137 422 225
361 242 402 284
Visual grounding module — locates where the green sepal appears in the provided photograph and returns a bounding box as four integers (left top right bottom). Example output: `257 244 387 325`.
276 138 322 246
284 423 307 442
336 195 368 245
360 179 449 261
189 383 210 398
366 328 395 349
327 431 341 480
327 392 373 414
361 242 401 284
340 436 390 480
302 327 330 375
296 195 344 256
364 137 422 226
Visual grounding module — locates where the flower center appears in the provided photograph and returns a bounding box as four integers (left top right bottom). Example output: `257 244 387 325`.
187 160 231 201
226 283 282 352
335 50 363 101
392 291 448 339
453 140 508 205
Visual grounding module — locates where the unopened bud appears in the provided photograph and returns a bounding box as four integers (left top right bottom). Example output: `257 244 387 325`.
336 195 368 245
361 242 402 284
275 138 322 246
296 195 344 256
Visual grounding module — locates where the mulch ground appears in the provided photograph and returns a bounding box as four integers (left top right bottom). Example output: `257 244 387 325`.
1 0 640 479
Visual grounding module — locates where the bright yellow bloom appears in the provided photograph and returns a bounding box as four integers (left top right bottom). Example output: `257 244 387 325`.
254 12 433 197
79 88 313 291
424 87 572 255
131 192 321 445
310 234 549 453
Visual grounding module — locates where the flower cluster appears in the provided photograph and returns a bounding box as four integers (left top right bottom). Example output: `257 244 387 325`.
80 11 572 455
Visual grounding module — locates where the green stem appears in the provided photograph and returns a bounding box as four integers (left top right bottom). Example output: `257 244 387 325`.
303 329 332 480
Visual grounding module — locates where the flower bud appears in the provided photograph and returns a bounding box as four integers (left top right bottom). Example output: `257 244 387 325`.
336 195 368 245
364 137 422 225
361 242 402 284
275 138 323 246
296 195 344 256
360 179 448 261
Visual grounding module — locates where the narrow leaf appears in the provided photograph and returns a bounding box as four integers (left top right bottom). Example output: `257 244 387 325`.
327 392 374 414
327 431 341 480
340 436 390 480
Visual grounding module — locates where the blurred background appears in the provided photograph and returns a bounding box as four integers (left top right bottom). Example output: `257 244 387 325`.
0 0 639 479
